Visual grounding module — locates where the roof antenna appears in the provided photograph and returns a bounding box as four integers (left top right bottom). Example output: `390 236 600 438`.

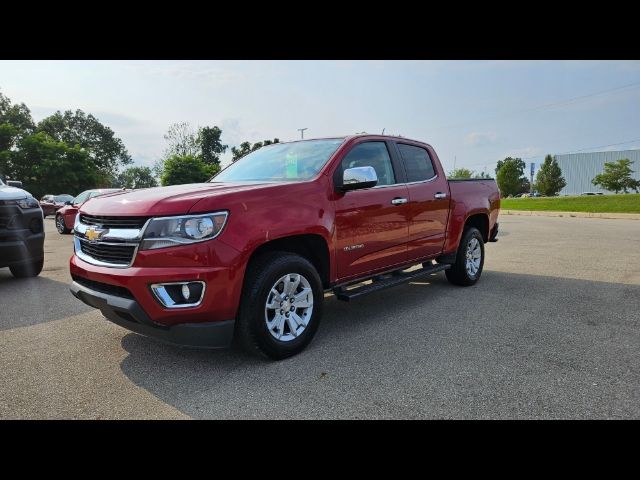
381 128 385 135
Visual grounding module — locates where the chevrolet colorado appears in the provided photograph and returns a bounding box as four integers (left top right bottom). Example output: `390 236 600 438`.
69 135 500 359
0 178 45 278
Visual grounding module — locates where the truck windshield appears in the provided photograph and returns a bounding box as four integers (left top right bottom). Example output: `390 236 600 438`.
212 138 344 183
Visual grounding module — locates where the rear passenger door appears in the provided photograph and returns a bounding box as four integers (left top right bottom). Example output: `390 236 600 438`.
394 142 450 260
333 140 410 280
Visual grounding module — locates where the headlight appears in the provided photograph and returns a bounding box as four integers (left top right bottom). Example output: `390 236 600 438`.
140 212 228 250
17 197 39 209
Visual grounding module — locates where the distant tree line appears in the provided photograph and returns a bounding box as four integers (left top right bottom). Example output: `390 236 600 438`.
0 90 283 193
0 90 142 198
490 153 638 197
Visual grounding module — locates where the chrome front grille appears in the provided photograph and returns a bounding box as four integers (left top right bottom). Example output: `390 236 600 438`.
74 216 148 268
78 239 137 265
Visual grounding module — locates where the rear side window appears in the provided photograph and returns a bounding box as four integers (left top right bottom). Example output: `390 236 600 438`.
397 143 436 182
340 142 396 186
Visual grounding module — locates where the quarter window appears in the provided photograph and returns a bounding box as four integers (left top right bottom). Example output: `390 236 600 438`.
397 143 436 182
340 142 396 186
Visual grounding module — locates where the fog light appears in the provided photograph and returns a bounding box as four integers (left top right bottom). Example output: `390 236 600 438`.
150 281 206 308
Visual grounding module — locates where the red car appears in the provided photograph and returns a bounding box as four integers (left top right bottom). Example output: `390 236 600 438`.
55 189 122 234
39 194 74 217
70 135 500 359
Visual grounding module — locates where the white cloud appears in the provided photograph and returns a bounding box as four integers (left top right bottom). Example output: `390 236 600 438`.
465 132 497 147
502 146 543 160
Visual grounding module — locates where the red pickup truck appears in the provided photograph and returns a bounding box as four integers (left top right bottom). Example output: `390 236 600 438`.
70 135 499 359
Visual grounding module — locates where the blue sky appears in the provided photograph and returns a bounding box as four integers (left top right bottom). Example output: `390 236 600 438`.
1 60 639 174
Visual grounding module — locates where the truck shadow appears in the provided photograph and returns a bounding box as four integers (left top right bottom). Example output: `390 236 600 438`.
0 271 93 330
118 270 640 419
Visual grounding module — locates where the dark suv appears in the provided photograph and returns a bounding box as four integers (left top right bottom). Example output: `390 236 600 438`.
0 178 45 277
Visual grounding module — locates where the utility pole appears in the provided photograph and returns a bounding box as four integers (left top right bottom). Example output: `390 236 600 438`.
298 128 308 139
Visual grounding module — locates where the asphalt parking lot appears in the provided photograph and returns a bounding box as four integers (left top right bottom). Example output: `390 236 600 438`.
1 215 639 419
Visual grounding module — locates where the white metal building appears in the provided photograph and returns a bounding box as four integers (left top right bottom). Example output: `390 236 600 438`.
554 149 640 195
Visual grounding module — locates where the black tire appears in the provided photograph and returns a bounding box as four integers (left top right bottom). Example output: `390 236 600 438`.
235 251 324 360
445 227 485 286
10 258 44 278
56 214 70 234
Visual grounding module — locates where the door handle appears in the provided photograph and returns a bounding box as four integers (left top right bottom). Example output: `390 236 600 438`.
391 197 408 205
434 192 447 199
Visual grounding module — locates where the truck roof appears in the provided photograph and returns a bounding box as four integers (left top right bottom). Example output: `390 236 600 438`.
278 134 429 145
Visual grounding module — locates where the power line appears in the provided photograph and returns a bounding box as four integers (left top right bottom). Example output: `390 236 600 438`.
460 137 640 171
429 80 640 132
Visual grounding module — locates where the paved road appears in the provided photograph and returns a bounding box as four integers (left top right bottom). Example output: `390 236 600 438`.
1 216 639 419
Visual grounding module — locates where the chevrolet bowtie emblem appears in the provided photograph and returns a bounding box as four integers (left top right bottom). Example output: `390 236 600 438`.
85 226 104 242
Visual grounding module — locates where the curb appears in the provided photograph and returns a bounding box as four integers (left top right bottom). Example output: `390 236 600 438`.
501 210 640 220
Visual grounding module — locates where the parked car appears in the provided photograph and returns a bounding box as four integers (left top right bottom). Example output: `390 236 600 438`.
581 192 604 196
69 135 500 359
0 177 45 277
40 194 75 217
55 189 123 234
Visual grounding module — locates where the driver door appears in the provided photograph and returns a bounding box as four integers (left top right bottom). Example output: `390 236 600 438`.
333 140 409 280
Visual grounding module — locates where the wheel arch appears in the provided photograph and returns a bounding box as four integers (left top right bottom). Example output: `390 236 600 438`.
464 212 490 242
245 233 331 289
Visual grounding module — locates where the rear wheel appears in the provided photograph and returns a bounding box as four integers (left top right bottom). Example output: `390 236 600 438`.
56 214 70 234
10 258 44 278
445 227 485 286
235 251 323 360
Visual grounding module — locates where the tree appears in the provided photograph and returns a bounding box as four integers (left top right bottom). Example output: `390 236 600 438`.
534 154 566 196
197 126 227 166
11 132 100 198
36 109 131 177
115 166 158 189
592 159 640 193
473 171 492 179
162 122 200 159
448 168 474 179
160 154 220 186
0 91 35 151
495 157 528 196
231 138 280 162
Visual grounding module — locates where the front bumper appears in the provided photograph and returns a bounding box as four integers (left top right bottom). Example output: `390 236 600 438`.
70 280 235 348
0 206 45 268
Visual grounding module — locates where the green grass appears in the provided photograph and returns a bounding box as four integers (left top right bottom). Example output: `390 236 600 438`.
500 194 640 213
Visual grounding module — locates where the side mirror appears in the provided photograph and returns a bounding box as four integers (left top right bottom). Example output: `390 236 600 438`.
338 166 378 192
6 180 23 188
65 201 72 205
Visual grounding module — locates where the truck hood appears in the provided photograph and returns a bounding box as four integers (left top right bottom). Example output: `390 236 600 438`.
80 182 271 216
0 185 30 201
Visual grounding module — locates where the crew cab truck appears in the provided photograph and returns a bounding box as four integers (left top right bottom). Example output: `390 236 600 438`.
0 178 45 278
69 135 500 359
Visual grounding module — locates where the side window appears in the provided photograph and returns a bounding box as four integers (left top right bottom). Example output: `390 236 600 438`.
397 143 436 182
340 142 396 186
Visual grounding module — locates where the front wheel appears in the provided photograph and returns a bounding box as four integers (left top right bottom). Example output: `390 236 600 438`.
56 214 70 234
445 227 485 286
235 252 324 360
